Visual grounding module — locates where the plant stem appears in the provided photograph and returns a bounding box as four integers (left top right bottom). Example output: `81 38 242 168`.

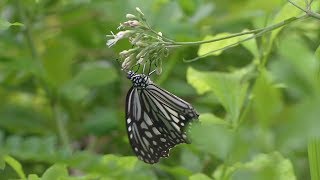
308 138 320 180
52 101 71 151
181 14 308 62
164 28 263 46
288 0 320 20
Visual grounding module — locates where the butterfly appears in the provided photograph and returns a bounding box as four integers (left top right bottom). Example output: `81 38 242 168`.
125 70 199 164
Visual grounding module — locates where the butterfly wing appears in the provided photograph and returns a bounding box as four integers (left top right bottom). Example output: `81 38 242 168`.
125 83 199 164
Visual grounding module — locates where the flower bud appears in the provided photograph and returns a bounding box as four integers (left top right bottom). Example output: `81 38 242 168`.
122 54 135 70
135 7 145 16
126 14 137 19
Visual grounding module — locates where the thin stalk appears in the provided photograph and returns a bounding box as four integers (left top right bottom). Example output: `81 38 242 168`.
288 0 320 20
182 14 308 62
164 28 263 46
308 138 320 180
52 101 71 151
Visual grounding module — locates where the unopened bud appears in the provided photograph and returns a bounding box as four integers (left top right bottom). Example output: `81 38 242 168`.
122 54 135 70
135 7 144 16
126 14 137 19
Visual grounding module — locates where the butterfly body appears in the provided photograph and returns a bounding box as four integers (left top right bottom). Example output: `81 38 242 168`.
125 71 199 164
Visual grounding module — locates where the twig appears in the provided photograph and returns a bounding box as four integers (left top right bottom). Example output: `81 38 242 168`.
182 15 307 62
288 0 320 20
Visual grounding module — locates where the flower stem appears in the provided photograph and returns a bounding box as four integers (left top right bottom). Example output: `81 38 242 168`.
181 14 308 62
308 138 320 180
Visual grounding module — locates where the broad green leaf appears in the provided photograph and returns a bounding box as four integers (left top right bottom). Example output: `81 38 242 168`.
198 113 229 126
270 0 304 44
239 30 259 59
187 67 250 123
41 164 68 180
197 31 259 58
277 35 319 95
252 69 283 127
0 18 24 30
4 155 26 179
198 33 239 56
181 149 202 173
213 152 296 180
28 174 40 180
189 173 212 180
102 154 137 171
158 165 193 177
276 97 320 152
190 113 234 160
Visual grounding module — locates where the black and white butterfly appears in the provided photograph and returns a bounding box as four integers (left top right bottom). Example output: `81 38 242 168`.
125 70 199 164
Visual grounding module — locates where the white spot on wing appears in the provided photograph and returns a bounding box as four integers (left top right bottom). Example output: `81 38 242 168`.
145 131 152 138
171 122 181 132
171 115 180 123
127 118 131 124
152 127 161 135
166 106 179 117
140 122 148 129
144 113 153 126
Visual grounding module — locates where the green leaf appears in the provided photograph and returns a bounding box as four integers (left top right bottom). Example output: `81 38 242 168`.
239 30 259 59
213 152 296 180
27 174 40 180
190 113 234 160
197 31 259 58
4 155 26 179
101 154 137 171
189 173 212 180
198 33 239 56
0 19 24 30
41 164 68 180
252 69 283 127
269 0 304 45
187 67 250 123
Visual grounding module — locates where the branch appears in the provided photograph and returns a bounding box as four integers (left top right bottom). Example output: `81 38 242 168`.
183 15 307 62
288 0 320 20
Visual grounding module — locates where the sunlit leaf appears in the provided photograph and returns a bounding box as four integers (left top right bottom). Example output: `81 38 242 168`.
189 173 212 180
213 152 296 180
4 155 26 179
190 113 234 160
252 69 283 127
187 67 250 123
198 33 239 56
0 19 24 30
41 164 68 180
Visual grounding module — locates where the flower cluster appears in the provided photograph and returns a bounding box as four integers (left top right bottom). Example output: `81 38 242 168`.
106 7 169 74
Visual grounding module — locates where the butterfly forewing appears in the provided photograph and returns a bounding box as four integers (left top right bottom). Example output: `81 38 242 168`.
125 78 199 164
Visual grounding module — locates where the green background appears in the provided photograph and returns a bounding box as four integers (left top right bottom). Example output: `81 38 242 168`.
0 0 319 179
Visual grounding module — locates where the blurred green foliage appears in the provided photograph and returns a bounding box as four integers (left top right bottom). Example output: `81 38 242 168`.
0 0 320 179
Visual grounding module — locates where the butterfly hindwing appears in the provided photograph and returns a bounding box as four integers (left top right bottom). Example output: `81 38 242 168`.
125 81 199 164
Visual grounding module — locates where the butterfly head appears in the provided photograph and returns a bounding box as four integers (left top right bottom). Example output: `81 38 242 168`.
127 70 150 88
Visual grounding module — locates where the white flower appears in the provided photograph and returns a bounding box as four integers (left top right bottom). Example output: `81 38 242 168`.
106 30 133 47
